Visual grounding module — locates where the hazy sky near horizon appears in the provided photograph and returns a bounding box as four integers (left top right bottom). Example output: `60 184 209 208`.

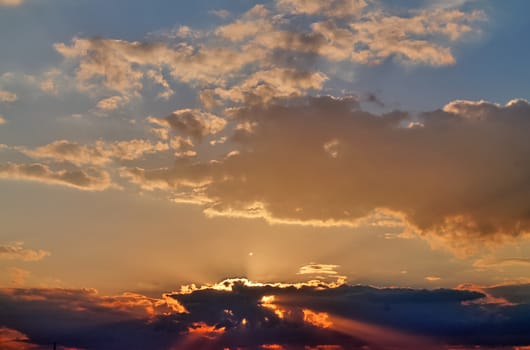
2 1 530 348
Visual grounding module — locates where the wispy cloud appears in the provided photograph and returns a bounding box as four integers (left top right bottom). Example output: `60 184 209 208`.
0 242 50 262
0 162 114 191
0 90 17 103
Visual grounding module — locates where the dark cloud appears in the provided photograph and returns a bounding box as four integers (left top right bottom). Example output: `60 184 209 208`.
2 279 530 349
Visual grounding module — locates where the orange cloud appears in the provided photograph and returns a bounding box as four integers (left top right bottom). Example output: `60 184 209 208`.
187 322 225 339
147 109 226 140
0 242 50 262
303 309 333 329
0 328 37 350
2 287 187 318
121 96 530 255
0 89 17 102
0 162 114 191
17 139 170 166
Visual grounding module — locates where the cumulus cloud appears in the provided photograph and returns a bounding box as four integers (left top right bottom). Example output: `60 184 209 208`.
52 1 483 103
211 68 328 105
0 242 50 262
54 37 260 96
120 96 530 255
216 5 273 42
0 162 113 191
4 278 530 349
345 8 484 65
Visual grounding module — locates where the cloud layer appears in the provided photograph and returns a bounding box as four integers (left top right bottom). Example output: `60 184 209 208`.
2 279 530 349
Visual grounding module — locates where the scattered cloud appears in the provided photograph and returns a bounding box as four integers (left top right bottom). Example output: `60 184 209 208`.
0 162 114 191
147 109 226 140
51 1 483 103
298 263 341 276
210 9 231 19
473 257 530 269
425 276 442 282
54 37 260 97
0 90 17 103
96 95 129 111
277 0 368 18
17 139 170 166
0 242 50 262
211 68 328 105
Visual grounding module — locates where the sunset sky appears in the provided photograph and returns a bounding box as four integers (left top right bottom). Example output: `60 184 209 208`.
2 0 530 349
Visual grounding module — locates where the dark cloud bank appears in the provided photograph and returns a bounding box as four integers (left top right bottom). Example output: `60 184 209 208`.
2 279 530 349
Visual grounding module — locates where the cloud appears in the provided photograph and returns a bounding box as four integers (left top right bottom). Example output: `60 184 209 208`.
216 5 273 42
121 96 530 255
54 37 260 96
425 276 442 282
5 278 530 349
0 90 17 102
0 162 114 191
344 8 484 66
0 115 6 125
277 0 368 18
52 1 483 103
147 109 226 140
210 9 231 19
473 257 530 269
0 243 50 262
120 161 212 192
0 327 39 350
96 95 129 111
298 263 341 276
211 68 328 105
17 139 170 166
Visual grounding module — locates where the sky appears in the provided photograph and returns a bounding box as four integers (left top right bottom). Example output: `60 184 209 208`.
1 0 530 349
